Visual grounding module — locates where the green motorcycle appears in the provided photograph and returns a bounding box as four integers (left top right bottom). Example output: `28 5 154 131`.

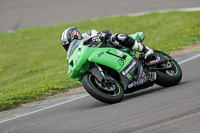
67 32 182 103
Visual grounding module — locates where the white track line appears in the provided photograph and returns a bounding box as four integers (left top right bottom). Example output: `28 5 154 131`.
0 94 89 124
127 7 200 16
178 54 200 64
1 7 200 124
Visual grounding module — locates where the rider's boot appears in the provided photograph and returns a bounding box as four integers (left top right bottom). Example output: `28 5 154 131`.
132 41 154 59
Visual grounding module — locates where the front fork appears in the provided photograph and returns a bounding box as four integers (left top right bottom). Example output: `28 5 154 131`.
88 64 116 91
89 63 114 84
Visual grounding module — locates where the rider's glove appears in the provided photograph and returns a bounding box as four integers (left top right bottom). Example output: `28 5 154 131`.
98 30 112 42
83 36 101 47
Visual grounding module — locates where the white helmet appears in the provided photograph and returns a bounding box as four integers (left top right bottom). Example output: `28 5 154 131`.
61 27 82 51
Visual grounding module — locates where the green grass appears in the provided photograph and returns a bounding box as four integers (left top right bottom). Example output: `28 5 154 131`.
0 11 200 111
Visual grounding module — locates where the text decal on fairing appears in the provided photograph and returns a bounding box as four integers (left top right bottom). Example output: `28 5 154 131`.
122 60 136 75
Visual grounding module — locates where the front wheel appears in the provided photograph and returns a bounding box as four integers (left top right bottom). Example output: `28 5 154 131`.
82 73 124 104
154 50 182 87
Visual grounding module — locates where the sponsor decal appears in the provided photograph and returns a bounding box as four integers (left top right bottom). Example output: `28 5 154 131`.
130 67 135 73
148 57 160 65
133 81 137 86
128 83 133 88
122 60 136 75
149 60 157 65
117 50 123 56
128 81 137 88
118 59 124 66
98 52 104 57
126 73 132 80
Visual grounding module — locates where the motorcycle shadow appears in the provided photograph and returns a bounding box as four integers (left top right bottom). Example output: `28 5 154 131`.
82 81 187 109
123 81 187 101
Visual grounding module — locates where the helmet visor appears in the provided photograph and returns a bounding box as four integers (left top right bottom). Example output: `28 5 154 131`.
71 29 82 40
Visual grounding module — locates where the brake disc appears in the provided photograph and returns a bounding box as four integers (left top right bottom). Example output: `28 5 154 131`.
94 78 116 92
161 61 172 68
161 61 176 75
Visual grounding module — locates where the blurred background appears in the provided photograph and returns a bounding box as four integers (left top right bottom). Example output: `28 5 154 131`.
0 0 200 32
0 0 200 111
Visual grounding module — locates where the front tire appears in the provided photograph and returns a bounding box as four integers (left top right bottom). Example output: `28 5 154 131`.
82 73 124 104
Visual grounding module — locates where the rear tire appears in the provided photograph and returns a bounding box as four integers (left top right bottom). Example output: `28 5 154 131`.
154 50 182 87
82 73 124 104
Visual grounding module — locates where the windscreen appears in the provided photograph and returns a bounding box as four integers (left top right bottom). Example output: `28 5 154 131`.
67 40 81 61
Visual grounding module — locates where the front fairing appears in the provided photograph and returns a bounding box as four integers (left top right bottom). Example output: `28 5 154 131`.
67 39 137 85
67 39 92 80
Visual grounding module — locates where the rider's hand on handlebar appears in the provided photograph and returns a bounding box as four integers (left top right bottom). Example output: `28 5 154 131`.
83 36 102 47
98 30 112 42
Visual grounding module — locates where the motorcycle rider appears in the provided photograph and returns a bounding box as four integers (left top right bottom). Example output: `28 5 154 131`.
61 27 156 86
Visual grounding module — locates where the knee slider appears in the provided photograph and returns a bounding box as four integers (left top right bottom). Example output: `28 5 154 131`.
110 33 129 46
117 33 129 42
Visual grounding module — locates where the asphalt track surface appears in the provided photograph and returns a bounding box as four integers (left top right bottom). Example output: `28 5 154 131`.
0 53 200 133
1 1 200 133
0 0 200 32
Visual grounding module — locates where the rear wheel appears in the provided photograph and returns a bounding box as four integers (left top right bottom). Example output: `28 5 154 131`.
82 73 124 104
154 50 182 87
